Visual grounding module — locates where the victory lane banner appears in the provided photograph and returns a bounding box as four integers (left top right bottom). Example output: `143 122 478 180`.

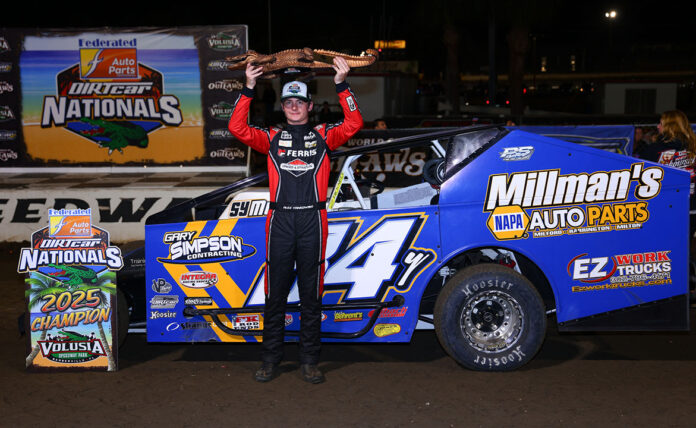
18 208 124 372
0 26 248 167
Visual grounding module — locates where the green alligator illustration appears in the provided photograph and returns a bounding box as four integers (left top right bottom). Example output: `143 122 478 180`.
48 264 98 289
79 118 149 154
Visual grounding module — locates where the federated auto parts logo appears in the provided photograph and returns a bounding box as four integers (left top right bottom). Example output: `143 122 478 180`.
158 230 256 264
207 33 241 51
40 38 183 154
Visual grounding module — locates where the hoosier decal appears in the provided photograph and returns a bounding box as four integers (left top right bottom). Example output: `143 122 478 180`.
484 163 664 240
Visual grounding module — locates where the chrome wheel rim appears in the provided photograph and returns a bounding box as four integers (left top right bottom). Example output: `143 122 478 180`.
460 290 523 353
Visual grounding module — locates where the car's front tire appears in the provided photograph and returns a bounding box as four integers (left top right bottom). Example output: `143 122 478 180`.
434 264 546 371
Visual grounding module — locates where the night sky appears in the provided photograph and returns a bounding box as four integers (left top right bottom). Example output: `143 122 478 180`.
4 0 693 75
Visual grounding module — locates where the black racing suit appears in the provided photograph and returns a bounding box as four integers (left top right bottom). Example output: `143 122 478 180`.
228 82 363 364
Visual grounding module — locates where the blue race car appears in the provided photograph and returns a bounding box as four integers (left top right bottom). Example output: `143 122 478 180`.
138 125 690 371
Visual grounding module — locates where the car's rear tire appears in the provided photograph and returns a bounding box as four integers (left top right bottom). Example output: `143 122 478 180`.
434 264 546 371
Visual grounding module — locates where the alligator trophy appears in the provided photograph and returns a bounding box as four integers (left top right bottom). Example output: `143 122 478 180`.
225 47 379 78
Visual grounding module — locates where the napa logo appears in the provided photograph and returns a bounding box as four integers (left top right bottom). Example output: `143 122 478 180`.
486 206 530 240
158 231 256 264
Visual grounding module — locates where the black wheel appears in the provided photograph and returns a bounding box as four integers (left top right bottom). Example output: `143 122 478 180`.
434 264 546 371
117 289 129 349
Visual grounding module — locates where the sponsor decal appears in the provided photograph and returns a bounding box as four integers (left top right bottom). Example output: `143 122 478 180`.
281 159 314 177
321 312 327 322
246 214 436 305
0 105 15 121
484 163 664 240
279 139 292 147
208 80 243 91
150 310 177 319
333 311 363 322
230 314 260 330
285 82 303 95
209 102 234 120
0 148 18 161
167 321 213 331
159 231 256 264
40 38 183 154
373 323 401 337
0 81 13 94
150 295 179 309
48 208 92 238
346 96 356 111
184 297 213 306
278 148 286 156
80 48 138 80
151 278 173 293
38 331 106 364
285 314 293 326
210 147 245 160
280 131 292 139
305 140 317 149
500 146 534 161
368 306 407 318
0 62 12 73
568 250 673 292
206 59 237 71
207 33 241 51
179 271 218 289
17 225 123 272
0 37 9 53
658 150 695 170
0 130 17 141
209 129 233 139
225 199 269 217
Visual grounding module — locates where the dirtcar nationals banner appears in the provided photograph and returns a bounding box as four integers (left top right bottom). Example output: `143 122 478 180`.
18 208 124 372
0 26 248 167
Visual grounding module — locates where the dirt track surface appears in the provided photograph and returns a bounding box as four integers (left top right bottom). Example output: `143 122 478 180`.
2 242 696 427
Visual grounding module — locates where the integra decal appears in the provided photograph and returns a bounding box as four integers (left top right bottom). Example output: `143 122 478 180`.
484 163 664 240
158 231 256 264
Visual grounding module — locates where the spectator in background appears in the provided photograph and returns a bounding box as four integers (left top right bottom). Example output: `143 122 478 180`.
374 118 388 130
635 110 696 236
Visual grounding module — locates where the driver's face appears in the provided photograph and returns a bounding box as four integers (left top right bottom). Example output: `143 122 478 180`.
281 98 313 125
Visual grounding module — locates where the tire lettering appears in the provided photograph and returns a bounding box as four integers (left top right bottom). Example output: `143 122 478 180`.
472 346 526 366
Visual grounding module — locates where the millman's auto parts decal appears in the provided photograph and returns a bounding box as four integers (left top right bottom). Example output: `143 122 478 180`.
147 212 438 343
567 250 672 293
483 163 664 240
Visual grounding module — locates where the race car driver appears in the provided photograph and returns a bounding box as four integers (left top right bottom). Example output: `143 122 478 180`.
228 57 363 383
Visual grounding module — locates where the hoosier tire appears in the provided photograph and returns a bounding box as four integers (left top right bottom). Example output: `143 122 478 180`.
434 264 546 371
